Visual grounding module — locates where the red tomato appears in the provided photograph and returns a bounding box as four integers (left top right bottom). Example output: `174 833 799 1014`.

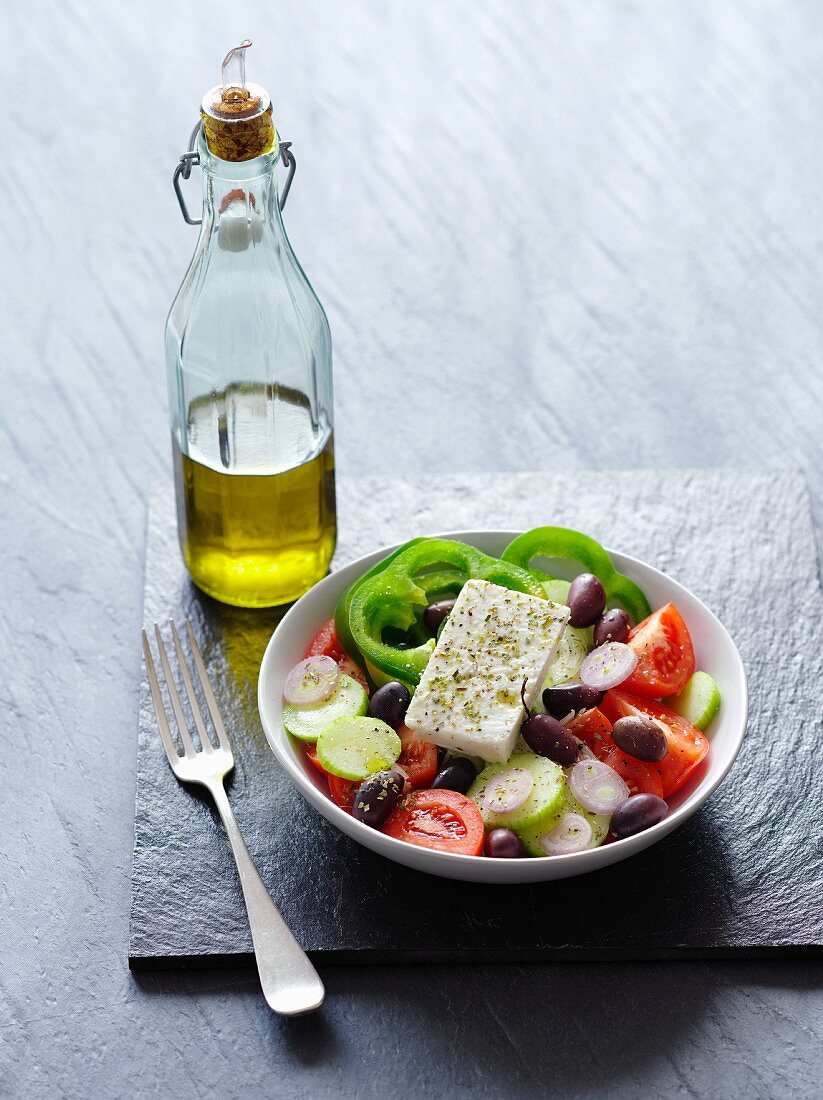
568 709 664 798
304 744 326 776
600 689 708 797
304 620 370 694
397 724 438 788
568 707 613 751
622 603 695 698
327 773 358 813
304 744 358 811
338 655 370 694
600 744 664 799
300 631 369 813
383 789 485 855
304 619 345 663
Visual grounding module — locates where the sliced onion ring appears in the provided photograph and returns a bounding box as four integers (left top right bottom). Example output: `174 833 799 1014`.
569 758 630 814
391 764 412 794
482 767 534 815
579 641 637 691
283 655 340 706
539 813 593 855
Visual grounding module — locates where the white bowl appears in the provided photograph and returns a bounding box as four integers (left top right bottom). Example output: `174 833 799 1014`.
258 531 747 884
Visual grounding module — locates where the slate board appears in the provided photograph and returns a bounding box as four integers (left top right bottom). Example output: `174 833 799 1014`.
129 470 823 967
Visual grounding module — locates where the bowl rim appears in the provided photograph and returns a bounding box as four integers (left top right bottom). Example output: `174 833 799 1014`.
258 529 748 875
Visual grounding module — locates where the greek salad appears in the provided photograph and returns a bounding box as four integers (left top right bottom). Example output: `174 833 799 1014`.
280 527 720 859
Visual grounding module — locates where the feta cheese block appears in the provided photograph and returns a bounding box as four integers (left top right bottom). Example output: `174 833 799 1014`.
404 579 569 763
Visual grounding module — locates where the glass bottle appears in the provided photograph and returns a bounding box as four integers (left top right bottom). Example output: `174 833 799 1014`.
166 41 335 608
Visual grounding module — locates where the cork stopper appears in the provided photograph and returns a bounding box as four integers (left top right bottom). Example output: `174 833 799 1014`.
200 40 275 161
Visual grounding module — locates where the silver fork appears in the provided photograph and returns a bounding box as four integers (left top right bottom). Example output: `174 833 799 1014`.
141 620 324 1016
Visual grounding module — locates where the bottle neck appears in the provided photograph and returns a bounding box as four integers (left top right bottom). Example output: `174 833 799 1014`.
199 135 286 249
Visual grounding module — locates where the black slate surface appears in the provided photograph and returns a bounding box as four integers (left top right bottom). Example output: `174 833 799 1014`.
130 470 823 967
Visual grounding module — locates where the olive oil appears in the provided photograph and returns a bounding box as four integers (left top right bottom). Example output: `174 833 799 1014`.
173 384 336 607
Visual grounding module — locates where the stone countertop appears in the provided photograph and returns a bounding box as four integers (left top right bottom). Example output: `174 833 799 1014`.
1 2 822 1098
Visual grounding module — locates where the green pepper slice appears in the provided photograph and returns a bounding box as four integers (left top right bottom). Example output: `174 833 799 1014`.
345 538 545 686
501 526 651 623
334 537 426 664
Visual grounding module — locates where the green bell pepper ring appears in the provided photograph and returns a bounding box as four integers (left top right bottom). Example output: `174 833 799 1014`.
501 526 651 623
334 537 426 664
334 542 466 665
346 538 546 686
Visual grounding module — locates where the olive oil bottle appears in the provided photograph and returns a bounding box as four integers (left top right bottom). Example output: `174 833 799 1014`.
165 42 336 606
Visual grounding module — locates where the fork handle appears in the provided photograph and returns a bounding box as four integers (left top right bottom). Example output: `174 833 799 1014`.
208 779 325 1015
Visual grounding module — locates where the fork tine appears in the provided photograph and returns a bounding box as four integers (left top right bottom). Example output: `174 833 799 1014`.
169 620 213 754
153 622 198 758
185 620 231 752
141 629 182 766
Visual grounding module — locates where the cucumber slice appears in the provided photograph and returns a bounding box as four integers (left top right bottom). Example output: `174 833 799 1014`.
283 673 368 742
542 579 571 603
317 716 401 780
540 579 593 690
365 645 433 693
468 752 565 831
519 782 610 856
668 671 721 730
542 625 593 689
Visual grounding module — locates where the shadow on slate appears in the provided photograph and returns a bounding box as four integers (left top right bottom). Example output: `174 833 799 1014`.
129 471 823 967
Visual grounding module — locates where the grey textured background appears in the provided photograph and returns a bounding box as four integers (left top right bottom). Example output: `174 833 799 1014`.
132 472 822 964
2 1 823 1097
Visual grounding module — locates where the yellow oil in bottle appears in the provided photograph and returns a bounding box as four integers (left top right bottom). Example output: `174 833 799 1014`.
173 384 336 607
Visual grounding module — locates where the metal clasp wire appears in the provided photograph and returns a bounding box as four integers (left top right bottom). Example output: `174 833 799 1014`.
172 122 297 226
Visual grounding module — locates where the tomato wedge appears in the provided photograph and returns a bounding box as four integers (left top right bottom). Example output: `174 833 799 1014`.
327 773 358 812
383 789 485 855
600 689 708 797
305 619 370 693
397 724 438 788
338 654 370 694
600 744 664 799
304 744 327 776
569 709 664 798
567 707 613 751
304 618 345 663
622 603 695 698
304 744 358 810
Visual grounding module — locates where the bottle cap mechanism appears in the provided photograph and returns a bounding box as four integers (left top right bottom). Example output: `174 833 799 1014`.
200 40 275 158
173 41 296 225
